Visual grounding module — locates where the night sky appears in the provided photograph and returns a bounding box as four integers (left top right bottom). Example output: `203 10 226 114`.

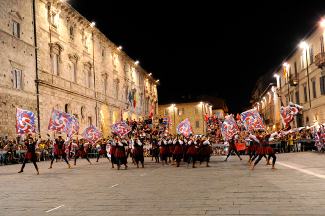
70 1 325 114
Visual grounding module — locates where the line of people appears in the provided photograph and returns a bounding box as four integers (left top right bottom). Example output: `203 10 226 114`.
16 133 215 174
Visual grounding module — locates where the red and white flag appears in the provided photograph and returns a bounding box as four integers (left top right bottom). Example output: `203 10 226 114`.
168 114 172 129
149 103 154 118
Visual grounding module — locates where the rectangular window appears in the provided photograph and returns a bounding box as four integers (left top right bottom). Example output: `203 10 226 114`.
164 109 169 116
301 54 305 70
13 21 20 38
196 121 199 128
86 70 90 88
303 86 308 102
321 36 325 53
88 117 92 126
182 108 185 115
312 80 316 99
309 46 313 64
295 91 300 104
195 106 198 114
53 54 58 75
294 62 297 77
14 69 22 90
71 63 75 82
320 76 325 95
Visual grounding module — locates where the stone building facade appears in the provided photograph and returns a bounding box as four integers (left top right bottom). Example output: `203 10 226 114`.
158 102 212 135
0 0 37 138
251 18 325 130
0 0 159 139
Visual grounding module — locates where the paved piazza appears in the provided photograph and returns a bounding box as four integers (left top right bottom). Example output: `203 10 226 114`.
1 152 325 215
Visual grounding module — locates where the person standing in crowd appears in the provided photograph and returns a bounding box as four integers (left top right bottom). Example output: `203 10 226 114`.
18 136 41 174
73 139 92 166
48 134 72 169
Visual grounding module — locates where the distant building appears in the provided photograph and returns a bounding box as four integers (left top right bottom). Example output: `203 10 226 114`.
158 101 212 135
251 17 325 130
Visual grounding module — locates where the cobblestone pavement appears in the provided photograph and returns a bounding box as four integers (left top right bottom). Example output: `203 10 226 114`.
1 152 325 215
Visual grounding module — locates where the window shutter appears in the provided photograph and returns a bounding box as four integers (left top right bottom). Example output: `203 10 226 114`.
53 54 58 75
320 77 325 95
15 69 22 89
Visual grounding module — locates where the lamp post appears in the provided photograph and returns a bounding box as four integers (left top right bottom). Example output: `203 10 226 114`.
300 42 312 108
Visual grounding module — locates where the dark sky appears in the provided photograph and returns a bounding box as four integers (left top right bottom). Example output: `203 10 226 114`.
70 1 325 114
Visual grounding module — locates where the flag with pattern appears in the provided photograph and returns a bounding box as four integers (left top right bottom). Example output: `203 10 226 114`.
48 108 79 137
16 108 37 135
240 108 265 130
221 115 239 141
110 121 132 138
280 103 303 127
177 118 194 137
81 125 103 144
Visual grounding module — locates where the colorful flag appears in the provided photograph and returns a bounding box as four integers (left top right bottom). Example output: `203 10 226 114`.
133 91 137 108
168 114 172 129
221 115 239 141
110 121 132 138
164 127 169 137
279 103 303 127
16 108 37 135
81 125 103 144
149 103 154 118
240 108 265 131
313 126 321 151
48 108 79 137
177 118 194 137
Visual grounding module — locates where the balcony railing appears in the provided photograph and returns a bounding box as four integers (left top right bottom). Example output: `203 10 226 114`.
315 52 325 68
289 75 299 87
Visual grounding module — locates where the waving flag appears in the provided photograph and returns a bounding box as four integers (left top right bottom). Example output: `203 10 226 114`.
177 118 194 137
110 121 132 138
81 125 103 144
16 108 37 135
240 108 265 131
280 103 303 127
221 115 239 141
48 108 79 137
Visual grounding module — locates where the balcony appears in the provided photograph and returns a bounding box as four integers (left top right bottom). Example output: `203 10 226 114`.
289 75 299 87
315 52 325 68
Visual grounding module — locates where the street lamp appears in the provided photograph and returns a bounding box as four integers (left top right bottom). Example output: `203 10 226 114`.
300 41 312 108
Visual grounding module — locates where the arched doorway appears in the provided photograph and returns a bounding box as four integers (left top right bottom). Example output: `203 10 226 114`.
113 108 120 123
100 105 111 138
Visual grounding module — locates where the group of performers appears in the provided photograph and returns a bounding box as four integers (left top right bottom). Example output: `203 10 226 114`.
16 133 214 174
16 127 286 174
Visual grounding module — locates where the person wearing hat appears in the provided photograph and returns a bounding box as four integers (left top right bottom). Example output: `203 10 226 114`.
48 134 72 169
248 130 278 170
18 136 41 174
224 132 243 162
73 139 92 166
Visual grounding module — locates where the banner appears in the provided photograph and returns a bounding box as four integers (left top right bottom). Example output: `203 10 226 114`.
16 108 37 135
280 103 303 127
81 125 103 144
221 115 239 141
177 118 194 137
313 126 321 151
110 121 132 138
235 143 246 151
240 108 265 131
48 108 79 137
